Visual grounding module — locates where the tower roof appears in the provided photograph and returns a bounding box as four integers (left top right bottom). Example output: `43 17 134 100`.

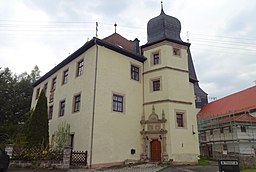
147 8 183 44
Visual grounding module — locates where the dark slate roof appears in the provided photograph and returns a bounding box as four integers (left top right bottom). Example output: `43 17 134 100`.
187 48 198 83
147 9 183 45
33 37 146 87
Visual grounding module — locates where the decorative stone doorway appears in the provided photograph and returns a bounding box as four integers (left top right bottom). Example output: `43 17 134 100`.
140 105 168 162
150 140 161 161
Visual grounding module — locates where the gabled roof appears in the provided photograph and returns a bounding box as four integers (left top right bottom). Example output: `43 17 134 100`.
198 85 256 120
33 37 146 87
103 33 135 53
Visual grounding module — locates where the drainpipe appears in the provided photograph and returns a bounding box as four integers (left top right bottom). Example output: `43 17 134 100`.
89 38 99 168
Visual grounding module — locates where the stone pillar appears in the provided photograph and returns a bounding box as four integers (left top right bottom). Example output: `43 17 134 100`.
5 144 14 159
162 136 168 161
63 146 72 169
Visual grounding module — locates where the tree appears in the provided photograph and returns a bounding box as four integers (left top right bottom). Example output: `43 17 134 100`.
26 90 49 148
30 65 40 83
53 122 70 150
0 66 40 147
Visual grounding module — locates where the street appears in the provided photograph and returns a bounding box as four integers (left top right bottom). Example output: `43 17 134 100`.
159 165 219 172
8 165 219 172
8 169 67 172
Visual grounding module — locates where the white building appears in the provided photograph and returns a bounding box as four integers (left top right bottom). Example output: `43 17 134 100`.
31 7 206 167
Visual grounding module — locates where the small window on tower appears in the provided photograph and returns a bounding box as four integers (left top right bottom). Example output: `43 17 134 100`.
173 48 181 56
151 79 161 91
151 52 160 65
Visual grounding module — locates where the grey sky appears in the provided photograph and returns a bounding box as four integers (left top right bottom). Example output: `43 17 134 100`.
0 0 256 100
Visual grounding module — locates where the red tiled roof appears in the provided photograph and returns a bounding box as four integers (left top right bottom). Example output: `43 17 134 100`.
103 33 135 53
198 85 256 120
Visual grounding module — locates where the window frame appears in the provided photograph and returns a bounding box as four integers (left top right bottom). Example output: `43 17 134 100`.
152 52 160 65
176 113 184 127
112 93 124 113
152 79 161 92
173 47 181 56
131 64 140 81
73 94 81 113
44 83 48 93
59 100 65 117
51 77 57 91
76 59 84 77
175 110 187 129
36 88 40 100
48 105 54 120
62 69 69 85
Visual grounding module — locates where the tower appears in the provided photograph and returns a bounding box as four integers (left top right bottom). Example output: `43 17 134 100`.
140 6 203 164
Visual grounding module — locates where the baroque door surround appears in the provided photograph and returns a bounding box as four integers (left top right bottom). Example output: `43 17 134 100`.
140 105 168 161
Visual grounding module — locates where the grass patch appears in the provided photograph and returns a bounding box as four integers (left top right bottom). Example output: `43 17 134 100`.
198 159 210 166
241 169 256 172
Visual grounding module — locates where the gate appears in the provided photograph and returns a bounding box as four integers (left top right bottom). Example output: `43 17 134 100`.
70 150 88 166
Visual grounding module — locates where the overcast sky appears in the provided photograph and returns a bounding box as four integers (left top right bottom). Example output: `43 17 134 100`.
1 0 256 100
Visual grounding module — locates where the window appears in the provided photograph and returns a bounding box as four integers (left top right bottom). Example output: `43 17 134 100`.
152 53 160 65
62 69 69 84
223 144 228 151
59 100 65 117
70 134 74 149
220 127 224 133
112 94 124 112
229 126 232 133
152 79 161 91
73 94 81 112
241 126 246 132
51 77 57 91
173 48 181 56
44 83 48 93
210 129 213 135
76 60 84 77
176 113 184 127
36 88 40 99
131 65 140 81
49 105 53 120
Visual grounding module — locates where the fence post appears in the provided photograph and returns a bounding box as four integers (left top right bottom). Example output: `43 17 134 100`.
5 144 14 159
63 146 72 169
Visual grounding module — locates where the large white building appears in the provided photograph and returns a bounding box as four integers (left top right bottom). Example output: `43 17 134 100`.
31 7 207 167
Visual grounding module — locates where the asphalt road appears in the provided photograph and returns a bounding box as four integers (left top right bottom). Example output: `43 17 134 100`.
159 165 219 172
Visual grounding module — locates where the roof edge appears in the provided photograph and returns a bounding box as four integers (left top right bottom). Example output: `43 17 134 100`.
33 37 146 87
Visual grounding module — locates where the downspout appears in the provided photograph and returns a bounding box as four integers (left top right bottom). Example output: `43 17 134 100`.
89 38 99 168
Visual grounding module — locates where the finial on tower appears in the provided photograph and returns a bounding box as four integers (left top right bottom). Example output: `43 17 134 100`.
161 1 165 14
114 22 117 33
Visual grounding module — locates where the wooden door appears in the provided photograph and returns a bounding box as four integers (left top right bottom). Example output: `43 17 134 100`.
151 140 161 161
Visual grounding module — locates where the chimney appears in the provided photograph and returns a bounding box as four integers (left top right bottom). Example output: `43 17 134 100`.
133 38 141 55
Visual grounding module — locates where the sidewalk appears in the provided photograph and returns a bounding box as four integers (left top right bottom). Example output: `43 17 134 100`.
68 164 165 172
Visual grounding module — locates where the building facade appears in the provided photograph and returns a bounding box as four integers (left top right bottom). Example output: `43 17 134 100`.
198 86 256 159
31 8 206 167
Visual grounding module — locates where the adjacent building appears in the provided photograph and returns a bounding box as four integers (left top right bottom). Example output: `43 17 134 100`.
197 85 256 159
31 7 207 167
